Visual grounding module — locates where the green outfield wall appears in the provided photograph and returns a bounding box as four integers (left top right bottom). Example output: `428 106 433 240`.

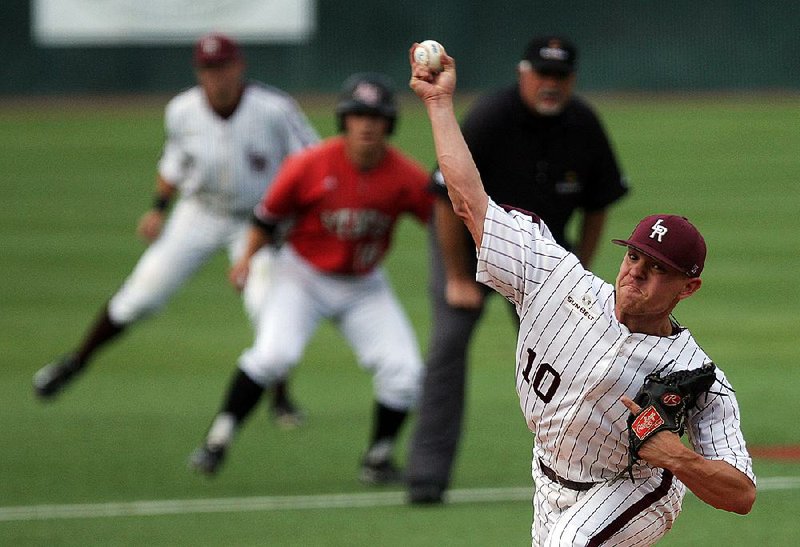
2 0 798 95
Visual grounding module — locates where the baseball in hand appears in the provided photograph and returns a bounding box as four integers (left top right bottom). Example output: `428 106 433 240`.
413 40 445 72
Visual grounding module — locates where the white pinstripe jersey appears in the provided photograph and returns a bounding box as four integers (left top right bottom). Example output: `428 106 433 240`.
158 82 319 217
477 199 754 486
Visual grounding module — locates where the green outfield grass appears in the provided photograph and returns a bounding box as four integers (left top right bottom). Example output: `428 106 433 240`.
1 93 799 545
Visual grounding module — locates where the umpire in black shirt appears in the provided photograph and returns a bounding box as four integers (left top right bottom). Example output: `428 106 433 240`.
407 36 629 504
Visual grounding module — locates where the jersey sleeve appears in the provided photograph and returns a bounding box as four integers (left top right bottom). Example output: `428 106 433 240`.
254 151 306 223
401 161 436 224
428 167 450 200
477 199 570 308
460 94 501 186
686 368 756 485
579 109 628 212
157 99 188 186
271 92 320 157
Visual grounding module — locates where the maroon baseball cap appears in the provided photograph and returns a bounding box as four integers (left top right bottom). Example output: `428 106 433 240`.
612 214 706 277
193 33 242 67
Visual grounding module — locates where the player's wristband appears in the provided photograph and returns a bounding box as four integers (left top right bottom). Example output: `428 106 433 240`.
153 195 170 212
250 213 278 237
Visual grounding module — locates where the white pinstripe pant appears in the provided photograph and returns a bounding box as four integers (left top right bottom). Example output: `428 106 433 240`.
532 463 685 546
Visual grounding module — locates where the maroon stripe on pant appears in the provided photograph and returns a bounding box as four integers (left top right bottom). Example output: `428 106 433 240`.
586 470 674 547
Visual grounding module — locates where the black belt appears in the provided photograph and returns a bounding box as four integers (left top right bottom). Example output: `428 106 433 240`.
538 459 596 491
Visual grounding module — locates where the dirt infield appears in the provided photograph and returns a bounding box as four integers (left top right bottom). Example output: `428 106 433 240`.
750 445 800 461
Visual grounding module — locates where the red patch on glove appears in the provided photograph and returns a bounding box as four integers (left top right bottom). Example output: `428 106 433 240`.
631 406 664 441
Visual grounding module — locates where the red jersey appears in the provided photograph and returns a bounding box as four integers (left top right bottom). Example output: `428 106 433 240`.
256 137 433 275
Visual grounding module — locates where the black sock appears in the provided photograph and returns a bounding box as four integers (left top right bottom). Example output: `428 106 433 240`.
221 369 266 423
271 380 290 408
370 402 408 446
75 306 125 366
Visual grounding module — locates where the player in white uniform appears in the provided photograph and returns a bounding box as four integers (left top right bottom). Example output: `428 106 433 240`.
33 33 319 424
409 46 756 545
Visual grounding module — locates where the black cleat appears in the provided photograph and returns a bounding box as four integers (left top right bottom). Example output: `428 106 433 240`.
33 354 83 399
270 400 306 430
359 459 405 486
188 444 226 476
408 484 445 505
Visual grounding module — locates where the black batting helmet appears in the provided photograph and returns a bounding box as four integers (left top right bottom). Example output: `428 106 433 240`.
335 72 397 134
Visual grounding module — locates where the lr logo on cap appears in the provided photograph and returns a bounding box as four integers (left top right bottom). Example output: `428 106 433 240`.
650 219 668 242
201 38 221 55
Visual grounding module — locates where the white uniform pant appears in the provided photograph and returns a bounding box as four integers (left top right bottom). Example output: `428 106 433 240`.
239 245 423 411
532 462 685 546
108 198 272 327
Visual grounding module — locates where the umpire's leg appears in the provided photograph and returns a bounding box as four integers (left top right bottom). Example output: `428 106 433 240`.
406 227 484 503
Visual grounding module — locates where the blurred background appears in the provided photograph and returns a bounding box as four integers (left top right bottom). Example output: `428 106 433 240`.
3 0 799 96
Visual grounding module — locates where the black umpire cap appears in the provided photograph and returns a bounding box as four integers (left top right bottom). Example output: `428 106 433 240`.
523 36 578 74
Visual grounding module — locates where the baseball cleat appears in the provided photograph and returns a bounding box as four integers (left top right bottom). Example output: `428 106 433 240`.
33 354 83 399
359 459 405 486
270 400 306 430
188 444 226 476
408 484 446 505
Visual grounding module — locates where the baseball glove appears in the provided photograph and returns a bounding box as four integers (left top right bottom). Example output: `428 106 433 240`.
625 362 717 480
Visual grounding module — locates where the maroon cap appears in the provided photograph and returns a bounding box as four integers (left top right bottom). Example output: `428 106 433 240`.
612 214 706 277
193 33 242 67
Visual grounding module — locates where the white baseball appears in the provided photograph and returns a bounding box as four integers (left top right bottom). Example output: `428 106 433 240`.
414 40 445 72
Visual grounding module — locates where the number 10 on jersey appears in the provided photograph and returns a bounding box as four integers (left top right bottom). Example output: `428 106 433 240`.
522 348 561 403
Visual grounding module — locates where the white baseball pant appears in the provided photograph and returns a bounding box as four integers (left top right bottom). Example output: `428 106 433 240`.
108 198 272 327
238 245 422 411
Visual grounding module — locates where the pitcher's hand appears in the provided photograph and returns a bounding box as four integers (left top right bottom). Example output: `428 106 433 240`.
408 43 456 104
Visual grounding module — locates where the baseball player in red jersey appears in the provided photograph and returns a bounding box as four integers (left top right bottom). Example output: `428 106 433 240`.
410 46 755 545
33 33 317 424
189 73 434 483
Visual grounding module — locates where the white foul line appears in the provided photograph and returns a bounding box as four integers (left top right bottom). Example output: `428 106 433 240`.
1 488 529 522
0 478 795 523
